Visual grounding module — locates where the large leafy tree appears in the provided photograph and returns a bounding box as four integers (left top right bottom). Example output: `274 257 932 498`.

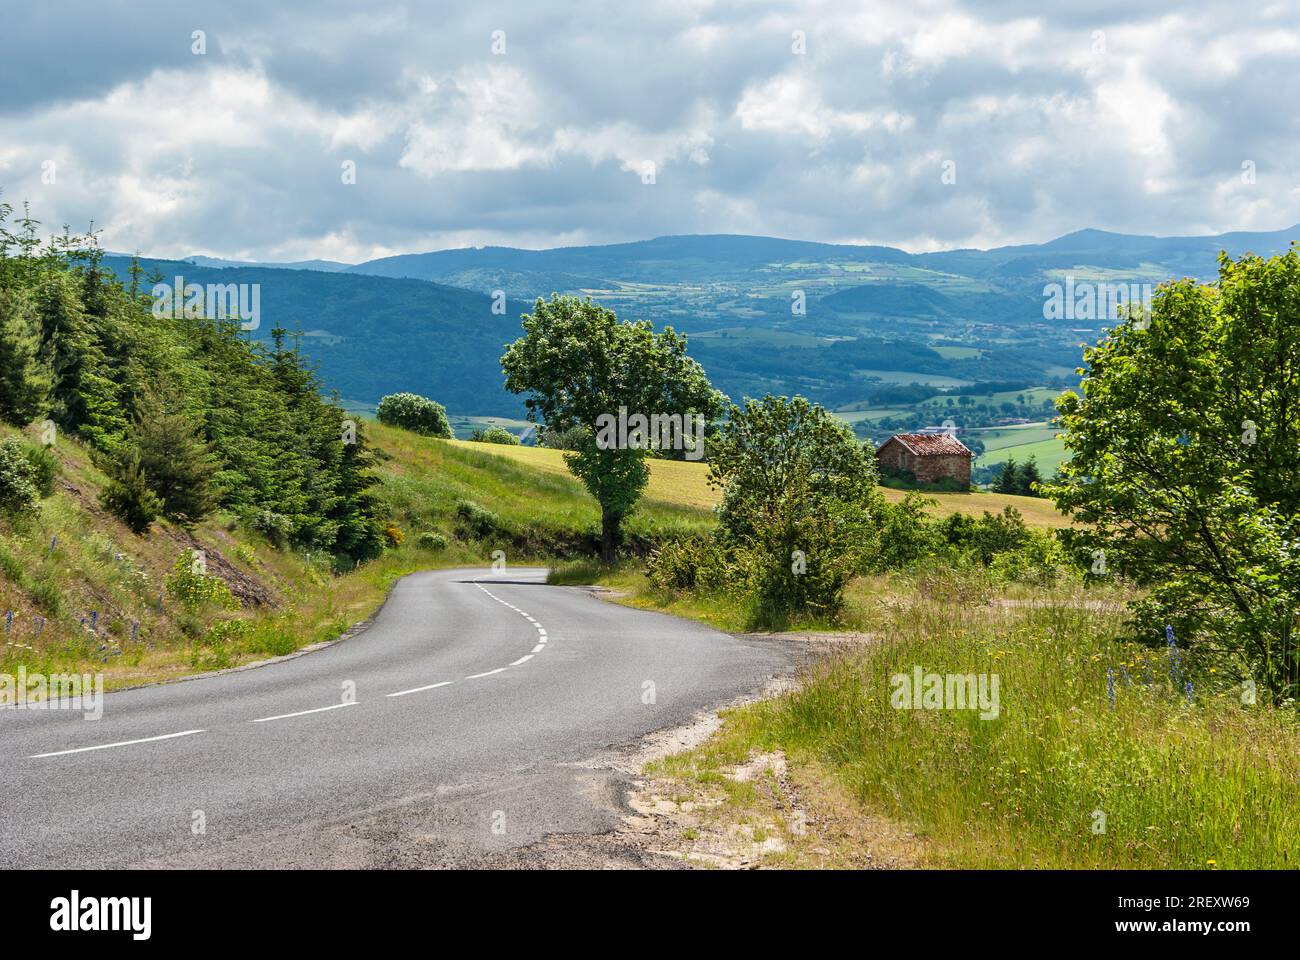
502 295 722 560
707 395 884 622
1044 248 1300 701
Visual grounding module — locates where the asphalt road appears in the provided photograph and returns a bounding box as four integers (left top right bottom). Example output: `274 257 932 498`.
2 567 796 868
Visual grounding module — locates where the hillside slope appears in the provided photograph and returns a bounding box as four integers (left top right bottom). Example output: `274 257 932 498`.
102 255 528 414
0 421 711 689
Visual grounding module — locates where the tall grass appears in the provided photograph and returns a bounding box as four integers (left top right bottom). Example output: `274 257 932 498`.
545 558 610 585
649 573 1300 868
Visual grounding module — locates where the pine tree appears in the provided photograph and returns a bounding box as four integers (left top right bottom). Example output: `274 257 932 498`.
1017 456 1042 497
995 457 1019 493
99 450 162 534
132 389 220 524
35 271 96 429
0 287 51 425
40 270 133 451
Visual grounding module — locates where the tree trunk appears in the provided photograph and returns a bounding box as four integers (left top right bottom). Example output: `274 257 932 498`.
600 505 621 563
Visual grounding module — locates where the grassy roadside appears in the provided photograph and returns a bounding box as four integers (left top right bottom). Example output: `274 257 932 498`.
575 568 1300 869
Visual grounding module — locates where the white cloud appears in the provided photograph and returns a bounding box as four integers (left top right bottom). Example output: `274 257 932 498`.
1 0 1297 259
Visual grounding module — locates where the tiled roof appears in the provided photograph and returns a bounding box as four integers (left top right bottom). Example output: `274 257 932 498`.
881 433 973 457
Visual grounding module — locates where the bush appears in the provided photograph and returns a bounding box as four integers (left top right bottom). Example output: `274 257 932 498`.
192 618 249 670
646 536 730 592
870 492 944 571
0 544 23 581
0 437 41 516
708 396 885 621
941 507 1031 564
454 499 502 539
99 451 162 533
29 576 63 615
165 553 238 610
539 424 585 450
987 532 1075 586
468 426 520 445
22 444 58 498
242 620 298 658
416 531 448 551
375 392 453 437
250 509 295 547
382 524 404 548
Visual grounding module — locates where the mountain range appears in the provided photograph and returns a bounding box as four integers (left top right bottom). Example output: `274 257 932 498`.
104 223 1300 417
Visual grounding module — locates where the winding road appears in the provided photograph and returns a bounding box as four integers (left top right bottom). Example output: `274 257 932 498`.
2 567 795 868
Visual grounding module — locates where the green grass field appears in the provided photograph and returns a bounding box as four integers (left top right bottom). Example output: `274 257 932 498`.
931 345 984 360
832 407 908 424
970 423 1069 474
853 369 974 387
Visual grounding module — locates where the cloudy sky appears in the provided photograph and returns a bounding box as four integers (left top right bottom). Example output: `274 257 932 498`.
2 0 1297 262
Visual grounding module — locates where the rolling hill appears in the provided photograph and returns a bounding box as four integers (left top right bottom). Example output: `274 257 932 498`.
106 224 1300 417
103 256 529 415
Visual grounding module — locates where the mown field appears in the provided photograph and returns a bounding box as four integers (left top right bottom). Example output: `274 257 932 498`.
448 439 1070 529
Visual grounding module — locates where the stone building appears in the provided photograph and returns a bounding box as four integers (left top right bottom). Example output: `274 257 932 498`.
876 433 973 489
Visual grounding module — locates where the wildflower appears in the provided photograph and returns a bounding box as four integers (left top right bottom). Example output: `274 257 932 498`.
1106 667 1116 709
1185 681 1194 703
1166 625 1183 687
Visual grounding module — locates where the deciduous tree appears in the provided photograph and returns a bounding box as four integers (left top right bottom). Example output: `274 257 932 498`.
502 295 722 561
1044 248 1300 700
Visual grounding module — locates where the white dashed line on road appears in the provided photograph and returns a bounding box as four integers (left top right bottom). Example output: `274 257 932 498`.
251 702 357 723
472 578 551 676
29 729 206 759
29 572 561 765
386 681 454 698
